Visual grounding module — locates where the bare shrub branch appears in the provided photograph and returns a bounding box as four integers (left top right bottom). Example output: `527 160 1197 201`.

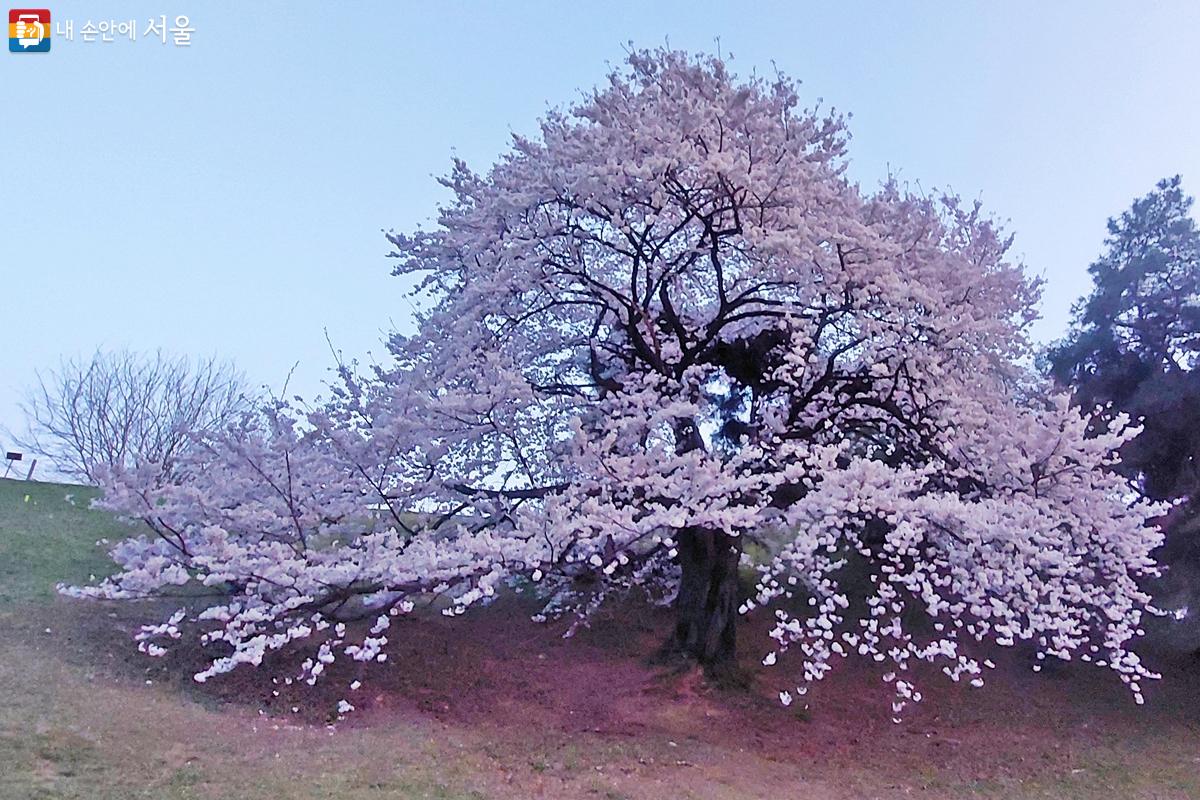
14 349 252 483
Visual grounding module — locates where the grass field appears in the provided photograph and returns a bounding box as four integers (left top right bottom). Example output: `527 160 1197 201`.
1 477 1198 799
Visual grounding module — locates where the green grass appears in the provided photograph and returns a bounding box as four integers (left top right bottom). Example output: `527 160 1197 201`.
0 633 494 800
0 478 494 800
0 479 121 606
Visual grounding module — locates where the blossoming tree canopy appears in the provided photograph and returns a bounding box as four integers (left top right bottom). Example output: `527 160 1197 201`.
77 49 1164 713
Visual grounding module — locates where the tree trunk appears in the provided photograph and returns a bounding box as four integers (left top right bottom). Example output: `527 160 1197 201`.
667 526 742 669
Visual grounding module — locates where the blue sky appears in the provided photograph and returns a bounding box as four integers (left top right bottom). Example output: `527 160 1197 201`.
3 1 1198 450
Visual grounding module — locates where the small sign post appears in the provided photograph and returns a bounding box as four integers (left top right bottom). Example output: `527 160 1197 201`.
3 451 21 480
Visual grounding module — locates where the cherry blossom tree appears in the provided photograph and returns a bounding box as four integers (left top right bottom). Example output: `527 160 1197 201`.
73 50 1165 714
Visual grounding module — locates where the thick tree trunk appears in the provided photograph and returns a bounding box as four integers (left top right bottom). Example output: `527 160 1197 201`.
666 526 742 669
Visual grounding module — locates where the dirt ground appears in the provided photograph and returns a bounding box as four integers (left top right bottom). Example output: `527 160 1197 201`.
2 479 1199 799
5 591 1197 800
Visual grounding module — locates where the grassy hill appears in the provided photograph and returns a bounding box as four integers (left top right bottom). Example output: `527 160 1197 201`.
1 476 1198 800
0 480 118 606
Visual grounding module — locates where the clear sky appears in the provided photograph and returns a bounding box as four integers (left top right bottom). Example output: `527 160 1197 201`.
3 1 1198 452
